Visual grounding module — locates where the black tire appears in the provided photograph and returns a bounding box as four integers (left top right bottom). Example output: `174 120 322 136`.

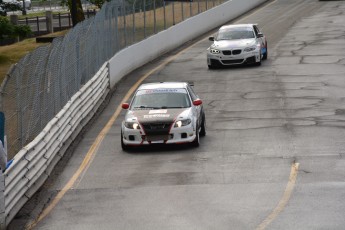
208 59 219 69
263 45 268 60
200 114 206 137
255 53 262 66
121 132 129 151
191 127 200 147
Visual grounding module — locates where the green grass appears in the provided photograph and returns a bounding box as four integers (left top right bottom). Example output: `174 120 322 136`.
0 30 69 84
17 11 70 19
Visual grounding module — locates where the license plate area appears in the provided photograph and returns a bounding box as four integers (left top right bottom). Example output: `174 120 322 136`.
146 135 169 142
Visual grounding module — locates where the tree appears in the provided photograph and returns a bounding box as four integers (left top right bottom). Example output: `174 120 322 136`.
60 0 85 26
88 0 110 9
0 0 22 13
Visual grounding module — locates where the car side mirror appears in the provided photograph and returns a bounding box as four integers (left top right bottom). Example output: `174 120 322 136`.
193 99 202 106
122 103 129 109
257 33 264 38
209 36 215 41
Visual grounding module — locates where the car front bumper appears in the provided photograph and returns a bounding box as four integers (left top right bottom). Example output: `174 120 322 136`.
207 49 261 65
121 123 197 146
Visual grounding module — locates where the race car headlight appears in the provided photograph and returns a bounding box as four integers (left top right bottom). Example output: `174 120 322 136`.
209 48 221 54
244 46 257 52
174 119 192 128
124 122 140 129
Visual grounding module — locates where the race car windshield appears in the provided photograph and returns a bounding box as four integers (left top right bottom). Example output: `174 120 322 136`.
131 89 191 109
216 28 255 40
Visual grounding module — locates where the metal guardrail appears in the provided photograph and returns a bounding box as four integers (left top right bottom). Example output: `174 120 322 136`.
3 63 110 225
0 171 4 230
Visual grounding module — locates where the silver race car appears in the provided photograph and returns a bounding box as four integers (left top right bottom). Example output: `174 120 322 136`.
207 24 268 68
121 82 206 150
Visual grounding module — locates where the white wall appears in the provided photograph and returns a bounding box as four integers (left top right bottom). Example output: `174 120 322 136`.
109 0 267 88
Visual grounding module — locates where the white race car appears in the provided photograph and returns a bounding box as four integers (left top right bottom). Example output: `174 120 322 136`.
121 82 206 150
207 24 268 68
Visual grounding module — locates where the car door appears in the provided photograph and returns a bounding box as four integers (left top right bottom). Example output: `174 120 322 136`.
253 25 266 51
187 85 202 129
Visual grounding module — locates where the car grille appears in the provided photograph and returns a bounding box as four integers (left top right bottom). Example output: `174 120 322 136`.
232 49 242 55
222 50 242 55
221 59 245 65
222 50 232 55
142 122 172 135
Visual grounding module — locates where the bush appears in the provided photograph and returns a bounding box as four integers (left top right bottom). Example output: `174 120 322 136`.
0 16 14 39
14 24 32 39
0 16 32 40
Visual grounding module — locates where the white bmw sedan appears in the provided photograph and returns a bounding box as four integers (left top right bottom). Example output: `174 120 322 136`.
121 82 206 150
207 24 268 68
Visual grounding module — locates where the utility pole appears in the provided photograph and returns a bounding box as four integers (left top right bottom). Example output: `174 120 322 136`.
71 0 78 27
22 0 26 15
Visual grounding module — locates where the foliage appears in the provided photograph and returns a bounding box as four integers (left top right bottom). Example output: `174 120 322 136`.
0 1 22 12
0 16 14 39
0 16 32 40
14 24 32 38
88 0 110 9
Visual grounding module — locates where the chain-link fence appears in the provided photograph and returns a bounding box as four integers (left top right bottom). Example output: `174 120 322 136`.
0 0 226 159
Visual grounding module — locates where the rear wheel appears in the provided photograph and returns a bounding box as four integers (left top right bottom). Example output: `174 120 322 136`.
200 114 206 137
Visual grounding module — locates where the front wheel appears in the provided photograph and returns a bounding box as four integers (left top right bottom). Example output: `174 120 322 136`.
262 45 268 60
191 128 200 147
255 53 262 66
208 59 220 69
121 132 129 151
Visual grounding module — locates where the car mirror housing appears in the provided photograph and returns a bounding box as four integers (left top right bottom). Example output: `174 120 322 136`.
257 33 264 38
193 99 202 106
122 103 129 109
209 36 215 41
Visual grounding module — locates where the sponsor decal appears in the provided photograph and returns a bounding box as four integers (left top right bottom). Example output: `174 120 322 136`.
149 110 168 114
136 88 187 95
144 114 170 119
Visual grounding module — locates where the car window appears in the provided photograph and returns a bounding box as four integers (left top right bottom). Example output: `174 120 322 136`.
131 89 191 109
253 25 260 36
217 27 255 40
187 86 198 101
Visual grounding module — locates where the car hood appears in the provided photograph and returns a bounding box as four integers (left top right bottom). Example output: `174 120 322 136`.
125 108 192 124
210 39 256 50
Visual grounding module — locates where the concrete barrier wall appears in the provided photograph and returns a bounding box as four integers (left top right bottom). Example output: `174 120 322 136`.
109 0 268 88
0 171 4 230
3 64 110 226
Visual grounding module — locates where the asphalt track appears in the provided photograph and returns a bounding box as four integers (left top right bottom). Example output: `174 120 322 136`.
9 0 345 229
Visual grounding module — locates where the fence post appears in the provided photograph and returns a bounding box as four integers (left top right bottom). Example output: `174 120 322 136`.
46 11 54 33
181 2 184 21
9 15 18 25
163 1 166 29
153 0 156 33
0 170 5 230
36 16 40 35
143 0 146 38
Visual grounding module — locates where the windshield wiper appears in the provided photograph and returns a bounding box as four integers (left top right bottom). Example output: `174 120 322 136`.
133 106 161 109
160 106 186 109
